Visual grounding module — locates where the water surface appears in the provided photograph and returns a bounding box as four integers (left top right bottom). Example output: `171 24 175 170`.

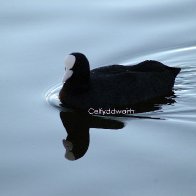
1 0 196 196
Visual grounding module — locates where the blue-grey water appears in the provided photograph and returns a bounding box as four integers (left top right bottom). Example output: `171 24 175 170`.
1 0 196 195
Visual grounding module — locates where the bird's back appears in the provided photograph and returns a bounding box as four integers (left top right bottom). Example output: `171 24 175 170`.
61 60 180 110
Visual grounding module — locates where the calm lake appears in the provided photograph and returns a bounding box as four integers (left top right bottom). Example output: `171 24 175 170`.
1 0 196 195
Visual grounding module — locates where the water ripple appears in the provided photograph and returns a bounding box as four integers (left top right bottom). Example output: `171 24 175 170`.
46 46 196 122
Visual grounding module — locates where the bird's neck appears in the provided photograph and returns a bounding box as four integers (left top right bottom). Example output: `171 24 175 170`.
62 75 90 94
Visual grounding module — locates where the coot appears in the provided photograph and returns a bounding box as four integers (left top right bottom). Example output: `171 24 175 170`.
59 52 181 110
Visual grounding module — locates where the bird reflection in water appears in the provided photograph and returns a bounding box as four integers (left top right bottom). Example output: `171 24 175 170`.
60 111 124 161
59 93 176 161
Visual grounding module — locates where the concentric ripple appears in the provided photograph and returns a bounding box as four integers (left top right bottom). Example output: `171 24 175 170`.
46 46 196 121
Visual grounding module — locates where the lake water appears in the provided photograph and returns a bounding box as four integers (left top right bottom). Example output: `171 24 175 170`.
1 0 196 195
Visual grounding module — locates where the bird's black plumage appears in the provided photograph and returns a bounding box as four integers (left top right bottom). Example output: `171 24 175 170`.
59 53 181 111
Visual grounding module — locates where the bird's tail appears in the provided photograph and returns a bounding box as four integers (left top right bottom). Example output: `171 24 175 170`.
169 67 181 77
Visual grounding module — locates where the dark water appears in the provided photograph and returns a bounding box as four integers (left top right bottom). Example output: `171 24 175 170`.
1 1 196 195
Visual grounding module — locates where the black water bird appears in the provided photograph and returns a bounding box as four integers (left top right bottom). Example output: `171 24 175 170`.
59 53 180 111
